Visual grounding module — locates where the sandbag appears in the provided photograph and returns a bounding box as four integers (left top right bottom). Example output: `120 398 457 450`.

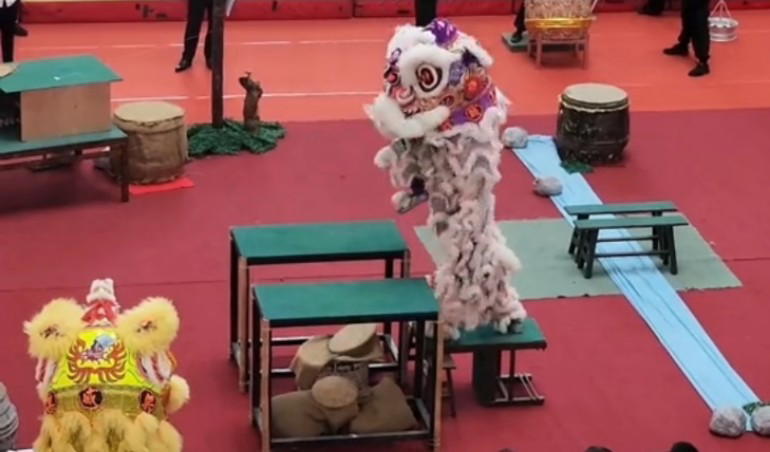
533 176 563 197
311 376 360 432
329 323 378 356
502 127 529 149
291 335 335 390
271 391 328 438
751 406 770 436
349 377 417 434
709 406 747 437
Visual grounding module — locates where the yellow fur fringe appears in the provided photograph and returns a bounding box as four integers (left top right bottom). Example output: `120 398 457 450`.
116 297 180 355
24 298 85 360
165 376 190 414
34 410 183 452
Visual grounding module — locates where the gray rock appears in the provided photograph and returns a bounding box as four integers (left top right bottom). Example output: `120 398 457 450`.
533 177 563 197
708 406 747 438
502 127 528 149
750 406 770 436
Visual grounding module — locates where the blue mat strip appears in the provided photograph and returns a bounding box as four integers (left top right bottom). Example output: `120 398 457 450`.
514 136 758 417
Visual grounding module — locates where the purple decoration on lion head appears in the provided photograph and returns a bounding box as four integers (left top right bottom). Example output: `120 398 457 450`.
367 19 509 138
424 19 459 48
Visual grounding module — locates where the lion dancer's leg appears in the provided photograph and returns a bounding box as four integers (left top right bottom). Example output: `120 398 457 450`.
375 138 431 214
429 140 527 339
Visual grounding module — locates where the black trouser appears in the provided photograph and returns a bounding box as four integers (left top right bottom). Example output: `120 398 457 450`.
514 2 525 35
415 0 438 27
0 3 18 63
678 0 710 63
642 0 665 14
181 0 213 62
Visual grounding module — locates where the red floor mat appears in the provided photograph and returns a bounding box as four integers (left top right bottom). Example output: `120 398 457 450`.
2 112 770 451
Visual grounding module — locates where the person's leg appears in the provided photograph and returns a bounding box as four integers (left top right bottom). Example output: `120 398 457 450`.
0 3 18 63
512 2 526 41
664 1 691 56
415 0 438 27
688 0 710 76
177 0 206 72
14 0 27 37
203 0 213 69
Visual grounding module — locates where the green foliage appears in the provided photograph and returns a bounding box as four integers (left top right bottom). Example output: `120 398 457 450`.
187 119 286 157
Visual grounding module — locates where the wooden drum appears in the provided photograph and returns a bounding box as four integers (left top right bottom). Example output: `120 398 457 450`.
555 83 629 164
112 101 188 184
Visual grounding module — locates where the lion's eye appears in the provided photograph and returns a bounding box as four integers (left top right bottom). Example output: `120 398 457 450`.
416 64 442 93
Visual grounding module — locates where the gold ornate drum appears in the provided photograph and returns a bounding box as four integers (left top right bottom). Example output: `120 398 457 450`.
555 83 630 164
112 101 188 184
525 0 596 40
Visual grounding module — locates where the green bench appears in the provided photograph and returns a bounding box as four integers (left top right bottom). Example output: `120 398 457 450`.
0 126 130 202
574 215 690 278
252 279 441 451
566 201 678 255
447 317 547 407
229 220 411 391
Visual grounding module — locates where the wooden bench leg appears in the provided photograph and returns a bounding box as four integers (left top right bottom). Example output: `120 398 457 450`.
659 227 671 266
569 215 589 255
117 142 130 202
583 230 599 278
666 227 679 274
576 236 585 269
444 366 457 418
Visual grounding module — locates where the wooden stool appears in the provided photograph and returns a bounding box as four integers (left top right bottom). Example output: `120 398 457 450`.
448 318 547 407
112 101 188 184
524 0 596 68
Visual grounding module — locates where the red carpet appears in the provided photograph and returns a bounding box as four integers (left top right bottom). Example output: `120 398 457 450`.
2 110 770 451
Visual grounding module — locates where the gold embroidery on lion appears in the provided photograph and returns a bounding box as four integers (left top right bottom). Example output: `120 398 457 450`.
66 331 128 384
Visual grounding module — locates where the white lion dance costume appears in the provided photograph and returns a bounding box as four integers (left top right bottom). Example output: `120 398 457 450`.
367 19 527 339
24 279 190 452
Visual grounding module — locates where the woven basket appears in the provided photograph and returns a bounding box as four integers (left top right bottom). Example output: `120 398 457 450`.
709 0 738 42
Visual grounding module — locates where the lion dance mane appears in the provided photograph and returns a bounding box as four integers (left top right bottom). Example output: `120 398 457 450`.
367 19 527 339
24 279 190 452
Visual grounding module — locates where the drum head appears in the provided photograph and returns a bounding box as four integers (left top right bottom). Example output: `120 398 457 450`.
329 324 377 356
311 375 359 409
562 83 628 108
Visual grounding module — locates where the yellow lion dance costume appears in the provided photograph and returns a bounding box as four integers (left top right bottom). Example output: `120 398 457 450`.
24 278 190 452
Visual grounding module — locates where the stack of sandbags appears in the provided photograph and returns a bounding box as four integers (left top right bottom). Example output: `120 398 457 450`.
271 375 360 438
291 324 384 394
272 376 418 438
274 323 419 438
0 382 19 452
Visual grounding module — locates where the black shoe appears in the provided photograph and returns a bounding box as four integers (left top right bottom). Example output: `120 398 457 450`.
175 59 192 73
663 44 688 56
14 24 28 37
510 32 523 43
688 62 710 77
